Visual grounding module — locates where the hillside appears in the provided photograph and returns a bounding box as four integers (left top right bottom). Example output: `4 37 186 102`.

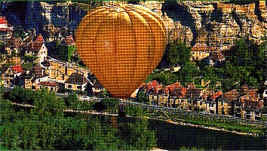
1 0 267 48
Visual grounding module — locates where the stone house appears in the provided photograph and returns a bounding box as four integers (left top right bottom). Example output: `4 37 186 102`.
1 65 23 87
217 99 233 115
38 81 59 92
65 73 88 91
25 34 47 63
0 16 13 41
191 43 211 61
22 71 34 89
47 60 66 82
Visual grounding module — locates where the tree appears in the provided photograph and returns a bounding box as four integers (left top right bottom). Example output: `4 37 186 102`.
137 90 149 103
230 38 253 66
167 41 191 66
64 93 78 107
23 55 37 62
177 62 199 85
117 118 157 150
32 90 66 119
146 71 177 85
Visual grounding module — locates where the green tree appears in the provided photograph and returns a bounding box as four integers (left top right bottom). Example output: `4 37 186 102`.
167 41 191 66
67 45 76 62
137 90 149 103
64 93 78 107
177 62 199 85
23 55 37 62
118 118 157 150
32 90 66 119
146 71 177 85
230 38 253 66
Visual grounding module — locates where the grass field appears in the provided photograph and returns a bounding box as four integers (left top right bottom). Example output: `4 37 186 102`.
0 126 7 151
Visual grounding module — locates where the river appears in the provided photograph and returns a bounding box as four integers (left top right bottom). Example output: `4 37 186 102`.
95 115 265 150
148 119 265 150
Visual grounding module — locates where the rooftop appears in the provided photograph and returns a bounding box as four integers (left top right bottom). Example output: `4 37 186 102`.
65 73 88 85
11 65 23 73
39 81 58 87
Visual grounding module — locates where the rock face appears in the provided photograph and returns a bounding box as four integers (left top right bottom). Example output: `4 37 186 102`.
2 1 267 48
25 2 86 32
141 1 267 48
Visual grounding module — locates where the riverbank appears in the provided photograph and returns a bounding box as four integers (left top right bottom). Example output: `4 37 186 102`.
10 102 265 137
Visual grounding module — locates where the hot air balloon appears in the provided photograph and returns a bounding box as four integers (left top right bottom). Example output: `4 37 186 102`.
75 3 167 98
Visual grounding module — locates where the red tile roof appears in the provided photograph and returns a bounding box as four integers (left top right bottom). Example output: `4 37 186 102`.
39 81 58 87
35 34 44 43
0 17 12 32
165 82 182 94
170 87 187 98
211 91 223 100
248 89 258 98
30 34 44 52
223 89 239 101
11 65 23 73
147 80 160 91
0 17 8 25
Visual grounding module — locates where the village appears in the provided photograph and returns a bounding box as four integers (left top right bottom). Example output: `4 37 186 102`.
0 14 266 123
0 15 104 96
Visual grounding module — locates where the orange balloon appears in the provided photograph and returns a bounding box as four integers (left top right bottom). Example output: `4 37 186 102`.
75 4 166 98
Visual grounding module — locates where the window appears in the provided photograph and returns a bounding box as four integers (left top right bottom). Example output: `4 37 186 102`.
77 86 82 89
68 85 72 89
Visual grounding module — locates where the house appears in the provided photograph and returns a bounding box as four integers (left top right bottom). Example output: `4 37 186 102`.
7 56 21 65
217 99 233 115
16 70 34 89
191 43 213 61
0 16 13 41
185 87 204 99
206 100 217 114
1 65 23 87
65 73 88 91
164 82 182 95
92 80 104 95
223 89 240 102
209 51 225 63
145 80 163 95
170 87 187 99
47 60 66 81
38 81 59 92
25 34 47 63
33 64 46 78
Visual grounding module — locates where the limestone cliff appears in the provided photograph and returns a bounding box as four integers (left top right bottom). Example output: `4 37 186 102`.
141 1 267 49
2 1 267 49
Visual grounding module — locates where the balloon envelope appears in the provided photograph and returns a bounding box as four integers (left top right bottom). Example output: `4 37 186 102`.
75 4 167 98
